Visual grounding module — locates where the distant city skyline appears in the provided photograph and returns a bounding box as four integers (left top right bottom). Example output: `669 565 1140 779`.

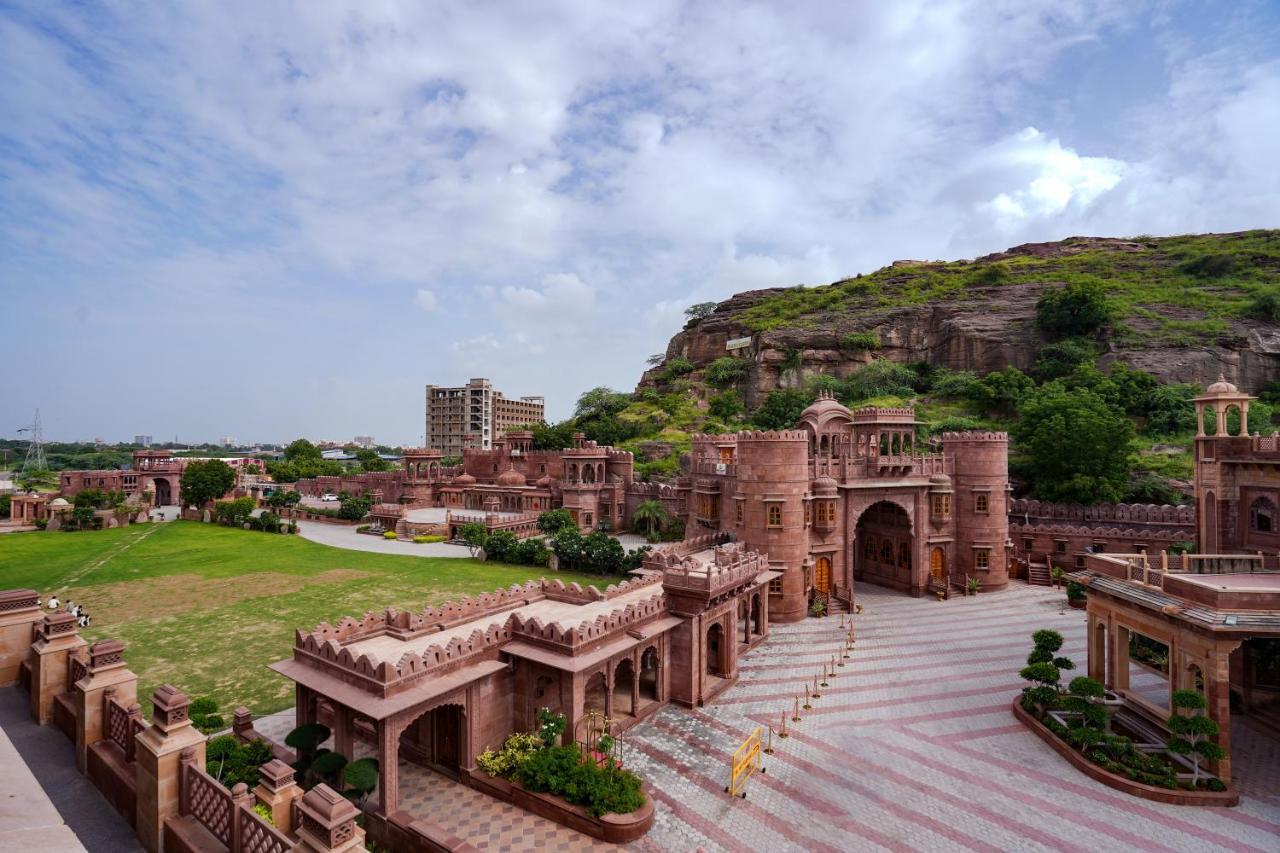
3 2 1280 444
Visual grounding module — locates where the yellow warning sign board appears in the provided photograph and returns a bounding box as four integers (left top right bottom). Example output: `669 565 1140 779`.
727 726 762 798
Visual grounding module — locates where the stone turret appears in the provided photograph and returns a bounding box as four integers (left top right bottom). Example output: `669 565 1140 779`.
943 431 1010 591
734 430 810 622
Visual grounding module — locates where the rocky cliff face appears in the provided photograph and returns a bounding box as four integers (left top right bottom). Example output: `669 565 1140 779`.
640 232 1280 406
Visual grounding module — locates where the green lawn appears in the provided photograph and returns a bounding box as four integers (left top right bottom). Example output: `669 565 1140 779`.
0 522 606 717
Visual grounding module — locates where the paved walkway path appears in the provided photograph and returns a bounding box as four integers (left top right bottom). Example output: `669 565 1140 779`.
294 520 473 558
0 688 139 852
623 582 1280 852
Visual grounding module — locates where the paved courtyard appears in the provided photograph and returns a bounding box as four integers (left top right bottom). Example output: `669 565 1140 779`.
622 582 1280 852
256 582 1280 852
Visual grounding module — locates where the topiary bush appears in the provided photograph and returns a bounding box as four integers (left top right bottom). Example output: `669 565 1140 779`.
413 534 445 544
383 531 397 540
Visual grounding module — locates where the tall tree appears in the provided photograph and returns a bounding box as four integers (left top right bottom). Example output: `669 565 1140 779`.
180 459 237 508
1013 383 1134 504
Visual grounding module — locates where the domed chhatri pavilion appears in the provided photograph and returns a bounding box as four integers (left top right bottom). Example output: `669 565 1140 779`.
684 393 1011 618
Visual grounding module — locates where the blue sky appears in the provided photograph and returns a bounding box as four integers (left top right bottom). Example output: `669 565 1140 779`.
2 1 1279 445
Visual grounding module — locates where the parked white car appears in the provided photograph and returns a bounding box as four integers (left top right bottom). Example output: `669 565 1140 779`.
320 493 339 502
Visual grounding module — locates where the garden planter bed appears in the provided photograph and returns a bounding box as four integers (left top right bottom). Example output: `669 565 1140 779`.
1011 697 1238 807
463 769 654 843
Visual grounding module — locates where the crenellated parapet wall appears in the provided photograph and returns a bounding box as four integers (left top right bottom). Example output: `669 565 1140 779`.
1010 499 1194 527
941 430 1009 443
508 590 667 653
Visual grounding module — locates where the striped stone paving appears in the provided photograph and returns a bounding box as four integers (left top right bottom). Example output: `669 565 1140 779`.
622 582 1280 852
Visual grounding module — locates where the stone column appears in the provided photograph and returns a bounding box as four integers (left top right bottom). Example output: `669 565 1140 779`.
0 589 42 686
1204 641 1240 784
28 612 87 724
134 685 207 853
294 784 365 852
74 638 138 773
376 719 399 816
252 759 303 835
333 703 354 762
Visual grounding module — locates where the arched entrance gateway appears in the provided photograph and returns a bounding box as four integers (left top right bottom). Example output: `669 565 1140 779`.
152 477 172 506
854 500 915 594
398 702 466 779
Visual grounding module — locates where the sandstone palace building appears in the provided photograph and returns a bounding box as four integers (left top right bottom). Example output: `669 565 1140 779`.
683 393 1010 618
425 377 545 454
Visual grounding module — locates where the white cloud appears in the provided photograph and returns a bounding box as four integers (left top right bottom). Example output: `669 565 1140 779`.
3 1 1280 437
414 289 439 312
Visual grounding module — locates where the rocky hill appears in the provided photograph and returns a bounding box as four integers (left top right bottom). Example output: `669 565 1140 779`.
640 230 1280 408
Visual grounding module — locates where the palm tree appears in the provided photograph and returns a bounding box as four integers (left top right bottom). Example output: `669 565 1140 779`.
631 500 671 538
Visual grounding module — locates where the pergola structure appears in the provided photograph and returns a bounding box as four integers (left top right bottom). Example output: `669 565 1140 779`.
269 539 776 817
1073 551 1280 784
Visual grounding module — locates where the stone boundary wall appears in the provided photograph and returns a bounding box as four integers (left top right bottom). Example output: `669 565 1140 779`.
0 591 364 852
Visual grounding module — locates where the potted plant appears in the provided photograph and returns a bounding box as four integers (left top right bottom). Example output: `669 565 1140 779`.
1050 566 1065 588
809 596 827 618
966 576 981 596
1066 580 1086 609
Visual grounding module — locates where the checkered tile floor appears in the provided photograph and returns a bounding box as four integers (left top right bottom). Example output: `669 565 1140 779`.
258 583 1280 851
623 583 1280 852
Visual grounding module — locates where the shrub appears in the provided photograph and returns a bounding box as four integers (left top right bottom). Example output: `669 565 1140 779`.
843 359 919 401
1035 278 1111 338
709 390 745 421
537 509 576 537
356 525 371 533
841 331 881 352
383 531 397 540
1065 580 1086 601
190 697 226 734
537 707 567 747
1166 689 1225 786
337 495 371 521
413 534 445 544
477 732 545 778
660 358 695 382
1179 254 1236 279
752 388 816 430
206 735 274 787
483 530 519 562
516 745 646 818
705 357 747 388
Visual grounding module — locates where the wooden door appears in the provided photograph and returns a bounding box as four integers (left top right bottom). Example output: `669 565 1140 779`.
815 556 831 594
432 705 461 773
930 548 945 582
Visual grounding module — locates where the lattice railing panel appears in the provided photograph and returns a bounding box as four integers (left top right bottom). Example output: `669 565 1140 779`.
238 806 292 853
184 764 232 845
106 698 130 752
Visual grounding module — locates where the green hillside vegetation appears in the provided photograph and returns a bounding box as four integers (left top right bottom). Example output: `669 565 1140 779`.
738 230 1280 343
532 233 1280 502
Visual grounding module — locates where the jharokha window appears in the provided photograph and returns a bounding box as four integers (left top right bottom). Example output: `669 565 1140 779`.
1249 496 1276 533
975 549 990 570
804 502 811 525
975 493 989 513
768 505 782 528
932 494 951 516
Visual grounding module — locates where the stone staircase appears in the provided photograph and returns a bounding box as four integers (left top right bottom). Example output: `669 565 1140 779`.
1027 560 1052 586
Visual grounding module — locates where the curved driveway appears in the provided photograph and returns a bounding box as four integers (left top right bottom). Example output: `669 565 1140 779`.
295 520 473 558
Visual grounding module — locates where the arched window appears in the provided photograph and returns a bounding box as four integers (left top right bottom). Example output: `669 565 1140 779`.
1250 496 1276 533
898 542 910 569
880 540 893 564
768 505 782 528
863 536 875 559
820 435 829 456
